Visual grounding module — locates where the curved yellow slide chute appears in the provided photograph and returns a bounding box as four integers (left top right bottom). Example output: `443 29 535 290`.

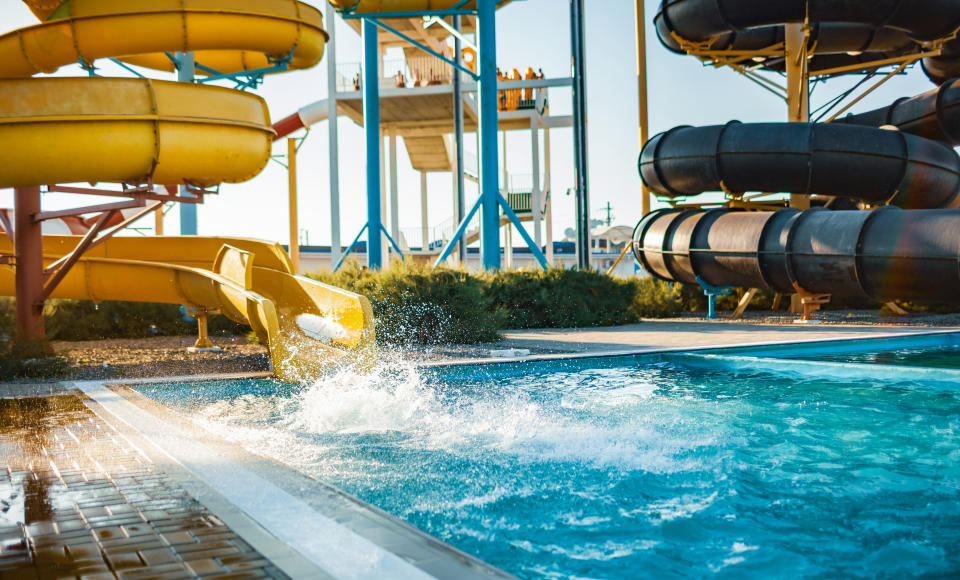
0 236 375 381
0 78 274 188
2 0 328 78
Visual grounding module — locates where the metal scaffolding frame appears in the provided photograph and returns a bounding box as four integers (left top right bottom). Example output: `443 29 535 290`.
337 0 572 271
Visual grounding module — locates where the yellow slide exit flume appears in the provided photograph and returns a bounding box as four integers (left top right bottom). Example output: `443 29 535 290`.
0 0 377 380
0 236 375 381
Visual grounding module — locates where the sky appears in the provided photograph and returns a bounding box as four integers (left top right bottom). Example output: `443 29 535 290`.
0 0 941 248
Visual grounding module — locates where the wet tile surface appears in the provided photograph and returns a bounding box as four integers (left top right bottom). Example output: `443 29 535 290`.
0 395 288 580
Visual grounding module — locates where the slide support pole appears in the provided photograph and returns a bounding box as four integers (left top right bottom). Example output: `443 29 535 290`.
453 14 467 264
571 0 591 269
288 138 300 273
363 19 383 269
13 187 46 347
477 0 501 270
635 0 651 216
177 52 198 235
326 2 342 268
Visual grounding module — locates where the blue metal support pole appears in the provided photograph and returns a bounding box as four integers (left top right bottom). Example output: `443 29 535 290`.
476 0 501 270
333 224 369 272
696 276 733 320
497 193 548 270
177 52 198 235
433 196 484 267
362 19 383 269
380 225 405 261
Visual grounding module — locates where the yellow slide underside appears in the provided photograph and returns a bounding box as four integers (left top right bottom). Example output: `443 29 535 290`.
0 78 274 189
0 236 375 382
2 0 327 78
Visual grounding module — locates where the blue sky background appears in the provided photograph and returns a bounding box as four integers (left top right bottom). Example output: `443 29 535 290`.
0 1 940 247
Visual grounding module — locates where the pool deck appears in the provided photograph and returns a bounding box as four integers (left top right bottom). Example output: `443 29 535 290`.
501 320 958 354
2 320 959 579
419 320 960 366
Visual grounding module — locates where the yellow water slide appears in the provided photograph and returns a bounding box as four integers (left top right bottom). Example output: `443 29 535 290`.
4 0 328 78
0 78 274 188
0 236 375 379
0 1 376 380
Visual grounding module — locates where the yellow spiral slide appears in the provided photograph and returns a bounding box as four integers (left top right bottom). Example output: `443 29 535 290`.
0 1 376 381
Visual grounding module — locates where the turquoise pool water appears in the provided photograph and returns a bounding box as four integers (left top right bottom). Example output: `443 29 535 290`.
784 343 960 369
138 343 960 579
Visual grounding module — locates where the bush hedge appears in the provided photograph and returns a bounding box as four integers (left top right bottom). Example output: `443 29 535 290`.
488 268 639 329
311 261 686 345
0 297 245 343
313 260 503 346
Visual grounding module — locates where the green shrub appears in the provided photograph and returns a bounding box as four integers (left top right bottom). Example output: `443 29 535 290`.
310 260 503 345
487 268 640 328
313 263 691 342
628 278 685 319
0 298 245 343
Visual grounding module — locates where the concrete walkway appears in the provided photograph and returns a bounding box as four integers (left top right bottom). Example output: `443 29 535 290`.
497 320 959 355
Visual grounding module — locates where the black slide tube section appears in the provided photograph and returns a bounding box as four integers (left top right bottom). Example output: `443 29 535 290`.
655 1 960 84
836 78 960 146
633 207 960 302
656 0 960 47
639 122 960 209
924 37 960 86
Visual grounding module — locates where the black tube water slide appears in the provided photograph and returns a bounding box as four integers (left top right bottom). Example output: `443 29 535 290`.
634 2 960 303
655 0 960 81
642 1 960 209
633 207 960 302
836 78 960 146
639 122 960 208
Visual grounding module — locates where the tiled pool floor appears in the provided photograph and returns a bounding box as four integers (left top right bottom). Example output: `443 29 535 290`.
0 393 287 580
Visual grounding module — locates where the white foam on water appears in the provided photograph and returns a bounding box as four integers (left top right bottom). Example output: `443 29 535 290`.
183 356 726 484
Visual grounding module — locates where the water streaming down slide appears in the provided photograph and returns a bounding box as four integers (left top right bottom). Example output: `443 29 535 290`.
635 1 960 301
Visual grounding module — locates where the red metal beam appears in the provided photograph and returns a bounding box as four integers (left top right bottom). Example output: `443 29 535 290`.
45 185 204 205
39 201 162 302
40 210 116 302
34 198 144 222
13 186 46 345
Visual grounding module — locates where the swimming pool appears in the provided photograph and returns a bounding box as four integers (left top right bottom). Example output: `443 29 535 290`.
136 334 960 579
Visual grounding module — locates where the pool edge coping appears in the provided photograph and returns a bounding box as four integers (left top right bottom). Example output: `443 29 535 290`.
416 327 960 369
69 378 519 580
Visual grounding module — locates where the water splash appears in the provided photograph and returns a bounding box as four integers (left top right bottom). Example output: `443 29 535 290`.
142 355 960 579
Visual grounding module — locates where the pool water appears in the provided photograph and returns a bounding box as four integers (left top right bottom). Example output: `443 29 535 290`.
791 343 960 369
138 352 960 579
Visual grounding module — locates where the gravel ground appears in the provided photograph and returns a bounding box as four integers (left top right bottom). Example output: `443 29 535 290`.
35 309 960 380
53 335 270 380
